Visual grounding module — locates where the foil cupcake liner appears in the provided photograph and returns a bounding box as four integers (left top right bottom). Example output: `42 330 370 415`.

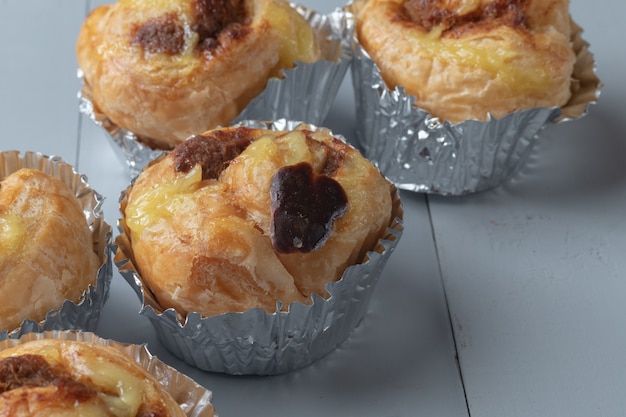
114 120 404 375
348 13 601 195
78 6 354 178
0 151 113 340
0 331 216 417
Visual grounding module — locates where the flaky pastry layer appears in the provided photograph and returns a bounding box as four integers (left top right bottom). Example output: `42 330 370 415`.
0 169 100 332
353 0 577 122
0 339 189 417
120 126 393 317
77 0 320 149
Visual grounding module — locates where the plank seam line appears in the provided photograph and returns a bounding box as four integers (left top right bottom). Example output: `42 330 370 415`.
75 104 83 169
75 0 93 170
425 194 472 417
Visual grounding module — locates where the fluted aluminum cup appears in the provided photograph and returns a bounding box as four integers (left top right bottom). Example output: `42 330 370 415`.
0 331 216 417
114 120 404 375
78 5 354 178
0 151 113 340
348 13 601 195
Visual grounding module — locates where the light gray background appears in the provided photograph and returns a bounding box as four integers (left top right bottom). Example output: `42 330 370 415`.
1 1 624 416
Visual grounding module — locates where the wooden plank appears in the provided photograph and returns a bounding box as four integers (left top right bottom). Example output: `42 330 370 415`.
0 0 85 163
86 158 472 416
80 106 472 417
428 0 626 415
75 0 470 416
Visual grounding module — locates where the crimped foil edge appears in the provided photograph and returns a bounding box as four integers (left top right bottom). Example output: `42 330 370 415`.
78 83 166 178
0 330 216 417
559 19 602 121
114 120 404 375
348 12 601 195
78 5 354 178
236 7 353 125
0 151 113 340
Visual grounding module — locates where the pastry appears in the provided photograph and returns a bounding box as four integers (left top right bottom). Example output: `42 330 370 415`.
352 0 577 122
0 169 101 332
0 338 192 417
77 0 321 150
119 125 394 317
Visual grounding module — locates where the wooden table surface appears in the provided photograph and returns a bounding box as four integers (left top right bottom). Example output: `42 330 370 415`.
1 1 625 416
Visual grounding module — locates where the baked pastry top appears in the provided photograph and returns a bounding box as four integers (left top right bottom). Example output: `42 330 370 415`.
119 125 394 317
0 169 101 332
352 0 577 122
77 0 321 149
0 338 192 417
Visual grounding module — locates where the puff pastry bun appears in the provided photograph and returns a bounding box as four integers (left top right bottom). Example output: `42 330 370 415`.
77 0 320 150
0 338 190 417
119 125 394 317
352 0 577 122
0 169 101 332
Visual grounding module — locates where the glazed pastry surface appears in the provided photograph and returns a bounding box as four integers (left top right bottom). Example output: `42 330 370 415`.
120 126 393 317
353 0 577 122
77 0 320 149
0 169 100 332
0 339 191 417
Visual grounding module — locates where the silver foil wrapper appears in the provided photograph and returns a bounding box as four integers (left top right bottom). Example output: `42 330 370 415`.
78 86 165 178
0 151 113 340
0 331 216 417
114 120 404 375
78 6 354 178
349 15 601 195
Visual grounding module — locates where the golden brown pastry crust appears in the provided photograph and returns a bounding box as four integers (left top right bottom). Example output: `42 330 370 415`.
0 339 189 417
120 126 393 317
0 169 101 332
352 0 577 122
77 0 320 149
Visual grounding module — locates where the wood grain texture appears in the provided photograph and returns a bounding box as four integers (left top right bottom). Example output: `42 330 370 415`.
77 0 470 416
428 1 626 415
0 0 85 163
5 0 624 416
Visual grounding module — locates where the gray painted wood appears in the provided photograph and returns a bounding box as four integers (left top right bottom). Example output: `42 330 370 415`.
428 1 626 415
4 0 623 416
77 0 469 416
0 0 85 163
